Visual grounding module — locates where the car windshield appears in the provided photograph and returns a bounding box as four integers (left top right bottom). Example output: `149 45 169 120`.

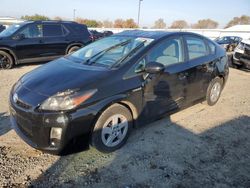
0 23 23 37
68 36 154 68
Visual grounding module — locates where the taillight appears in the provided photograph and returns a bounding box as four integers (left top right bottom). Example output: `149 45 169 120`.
90 35 94 41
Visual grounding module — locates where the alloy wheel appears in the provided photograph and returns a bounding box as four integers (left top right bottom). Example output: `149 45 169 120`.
210 82 221 103
101 114 128 147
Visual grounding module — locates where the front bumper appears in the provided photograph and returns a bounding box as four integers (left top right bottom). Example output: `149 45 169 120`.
233 50 250 69
9 96 96 154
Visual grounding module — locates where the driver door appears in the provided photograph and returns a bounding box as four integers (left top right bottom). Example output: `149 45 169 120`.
141 36 189 120
14 23 44 61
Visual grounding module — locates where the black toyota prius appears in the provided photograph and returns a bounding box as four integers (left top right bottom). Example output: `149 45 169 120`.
9 30 229 154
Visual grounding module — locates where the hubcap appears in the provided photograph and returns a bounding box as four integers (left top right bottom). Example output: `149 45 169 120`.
101 114 128 147
210 82 221 103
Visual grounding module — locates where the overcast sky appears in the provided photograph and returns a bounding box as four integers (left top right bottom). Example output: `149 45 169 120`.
0 0 249 28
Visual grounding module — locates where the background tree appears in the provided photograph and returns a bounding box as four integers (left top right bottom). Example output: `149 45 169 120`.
21 14 50 21
102 20 113 28
75 18 102 27
153 18 166 29
114 19 124 28
123 19 138 28
170 20 188 29
225 15 250 28
113 19 138 28
191 19 218 29
54 16 63 21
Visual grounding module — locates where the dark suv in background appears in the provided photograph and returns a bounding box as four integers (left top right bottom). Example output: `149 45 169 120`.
0 24 6 32
0 21 92 69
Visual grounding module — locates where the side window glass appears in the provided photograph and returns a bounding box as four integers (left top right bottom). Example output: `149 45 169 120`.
186 36 208 60
62 25 69 35
43 24 63 37
18 24 43 38
135 58 146 73
147 38 184 67
124 58 146 79
207 41 216 54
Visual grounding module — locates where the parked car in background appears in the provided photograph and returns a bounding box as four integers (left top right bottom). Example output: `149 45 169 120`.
214 36 242 52
89 30 104 41
90 30 113 41
9 30 228 154
0 20 92 69
103 30 113 37
0 24 6 32
233 39 250 69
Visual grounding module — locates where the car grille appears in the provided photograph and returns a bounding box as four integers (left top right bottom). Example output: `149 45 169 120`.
234 52 242 59
16 99 32 110
245 45 250 56
16 115 33 139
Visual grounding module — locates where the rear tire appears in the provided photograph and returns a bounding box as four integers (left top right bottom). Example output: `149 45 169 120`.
206 77 223 106
67 46 81 54
91 104 133 153
0 51 14 69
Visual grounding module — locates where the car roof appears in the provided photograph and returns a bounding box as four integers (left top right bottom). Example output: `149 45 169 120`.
115 30 173 40
22 20 78 24
115 30 207 40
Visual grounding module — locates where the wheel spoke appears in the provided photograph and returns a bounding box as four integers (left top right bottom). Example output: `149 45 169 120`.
102 127 113 135
1 56 7 61
118 121 128 130
112 115 119 125
106 134 116 146
117 132 124 140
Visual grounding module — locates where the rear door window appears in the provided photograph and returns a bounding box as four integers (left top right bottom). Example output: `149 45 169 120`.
185 36 208 60
207 41 216 54
43 24 63 37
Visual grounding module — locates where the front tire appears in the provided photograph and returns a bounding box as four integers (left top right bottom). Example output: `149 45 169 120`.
206 77 223 106
91 104 132 153
0 51 14 69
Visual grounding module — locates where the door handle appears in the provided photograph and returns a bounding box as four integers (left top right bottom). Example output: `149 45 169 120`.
39 39 44 44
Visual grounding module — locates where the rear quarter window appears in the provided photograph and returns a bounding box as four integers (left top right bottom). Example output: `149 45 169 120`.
207 40 216 55
69 24 89 35
185 36 208 60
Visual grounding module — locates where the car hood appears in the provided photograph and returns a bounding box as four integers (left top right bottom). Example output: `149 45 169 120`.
241 39 250 45
21 57 110 97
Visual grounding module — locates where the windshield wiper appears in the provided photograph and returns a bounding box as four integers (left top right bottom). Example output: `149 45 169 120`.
83 39 132 65
111 40 147 68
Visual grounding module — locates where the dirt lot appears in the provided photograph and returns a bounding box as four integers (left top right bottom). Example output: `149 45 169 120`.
0 64 249 188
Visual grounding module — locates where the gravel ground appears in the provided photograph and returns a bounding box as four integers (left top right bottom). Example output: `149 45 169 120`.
0 63 249 188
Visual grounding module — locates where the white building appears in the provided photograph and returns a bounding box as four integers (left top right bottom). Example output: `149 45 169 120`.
0 17 24 27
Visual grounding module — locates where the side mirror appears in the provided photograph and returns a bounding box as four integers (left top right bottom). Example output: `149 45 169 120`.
145 62 165 74
13 34 25 40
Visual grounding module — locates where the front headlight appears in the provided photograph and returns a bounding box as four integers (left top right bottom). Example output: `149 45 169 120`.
236 42 244 51
39 89 97 111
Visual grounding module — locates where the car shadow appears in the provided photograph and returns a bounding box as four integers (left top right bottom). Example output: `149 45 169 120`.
30 115 250 187
0 112 11 136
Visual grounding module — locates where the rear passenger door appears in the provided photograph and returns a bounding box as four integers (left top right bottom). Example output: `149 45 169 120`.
41 24 69 57
184 35 214 101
